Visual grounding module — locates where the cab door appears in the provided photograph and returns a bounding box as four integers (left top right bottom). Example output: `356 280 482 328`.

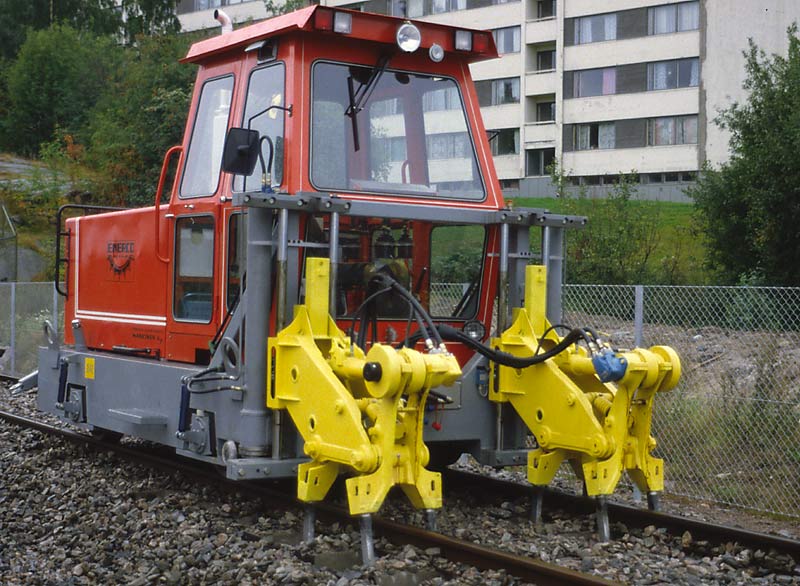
165 72 236 364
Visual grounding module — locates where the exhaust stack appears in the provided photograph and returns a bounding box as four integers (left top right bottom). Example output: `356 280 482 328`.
214 9 233 34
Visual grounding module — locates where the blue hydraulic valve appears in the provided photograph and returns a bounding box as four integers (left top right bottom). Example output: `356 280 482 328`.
592 348 627 383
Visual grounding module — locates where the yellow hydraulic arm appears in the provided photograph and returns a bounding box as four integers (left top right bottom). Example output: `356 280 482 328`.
491 265 681 500
267 257 461 516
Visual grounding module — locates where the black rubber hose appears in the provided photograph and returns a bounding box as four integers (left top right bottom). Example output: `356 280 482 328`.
435 323 586 369
375 274 443 347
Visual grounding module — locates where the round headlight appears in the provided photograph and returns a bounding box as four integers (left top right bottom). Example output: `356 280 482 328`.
396 22 421 53
429 43 444 62
463 320 486 341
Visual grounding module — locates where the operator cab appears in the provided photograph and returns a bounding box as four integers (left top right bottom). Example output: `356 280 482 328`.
170 6 503 362
60 7 505 366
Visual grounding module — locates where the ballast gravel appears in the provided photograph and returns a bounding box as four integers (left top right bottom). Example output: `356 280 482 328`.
2 384 799 585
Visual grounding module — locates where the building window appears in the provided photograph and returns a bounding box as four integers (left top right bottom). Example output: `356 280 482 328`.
493 26 521 54
488 128 520 155
648 1 699 35
575 122 615 150
536 0 555 19
574 67 616 97
526 148 555 176
536 49 556 71
536 101 555 122
476 78 520 107
499 179 520 190
426 132 470 160
647 115 698 146
422 86 461 111
574 13 617 45
648 58 699 90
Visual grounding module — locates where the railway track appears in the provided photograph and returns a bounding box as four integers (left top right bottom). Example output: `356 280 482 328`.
0 407 614 586
2 401 798 584
442 469 800 560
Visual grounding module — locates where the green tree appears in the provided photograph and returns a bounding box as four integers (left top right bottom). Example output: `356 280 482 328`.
0 0 179 60
690 25 800 286
120 0 181 45
264 0 307 17
548 164 661 284
566 177 659 285
1 25 120 156
85 32 198 206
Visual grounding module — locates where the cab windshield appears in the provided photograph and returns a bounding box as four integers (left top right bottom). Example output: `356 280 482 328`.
310 61 485 200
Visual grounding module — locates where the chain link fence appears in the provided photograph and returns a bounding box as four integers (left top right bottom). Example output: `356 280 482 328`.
1 281 798 517
0 282 62 378
565 285 800 519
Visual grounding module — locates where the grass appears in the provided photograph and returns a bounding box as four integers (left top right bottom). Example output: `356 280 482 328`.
510 196 708 284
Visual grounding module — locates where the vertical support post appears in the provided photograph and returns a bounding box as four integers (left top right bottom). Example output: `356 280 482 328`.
359 514 375 566
303 504 316 543
276 207 290 330
542 226 565 325
272 207 290 460
242 207 272 457
530 486 544 525
498 222 510 333
10 282 16 376
634 285 644 348
595 495 610 542
328 211 339 317
425 509 437 532
495 222 511 452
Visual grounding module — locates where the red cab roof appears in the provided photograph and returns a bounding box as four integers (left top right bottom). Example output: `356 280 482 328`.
182 5 498 64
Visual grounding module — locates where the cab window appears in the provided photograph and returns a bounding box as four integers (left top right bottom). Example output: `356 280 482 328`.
174 216 215 322
305 216 485 320
234 64 286 192
180 76 234 198
429 225 485 318
310 61 485 200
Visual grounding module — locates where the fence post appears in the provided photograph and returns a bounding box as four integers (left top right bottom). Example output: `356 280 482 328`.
10 281 15 376
52 282 59 336
634 285 644 348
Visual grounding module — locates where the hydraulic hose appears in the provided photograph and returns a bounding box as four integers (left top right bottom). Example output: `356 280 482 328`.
434 324 588 369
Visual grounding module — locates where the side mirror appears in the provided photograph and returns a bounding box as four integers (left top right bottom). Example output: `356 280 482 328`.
222 128 260 175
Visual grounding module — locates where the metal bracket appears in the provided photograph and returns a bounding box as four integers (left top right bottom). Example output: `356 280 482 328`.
177 412 213 456
63 385 87 424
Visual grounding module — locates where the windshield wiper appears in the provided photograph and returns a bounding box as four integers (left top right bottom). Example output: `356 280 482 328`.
345 54 391 151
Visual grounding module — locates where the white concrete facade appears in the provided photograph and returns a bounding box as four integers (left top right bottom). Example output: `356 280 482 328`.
177 0 800 199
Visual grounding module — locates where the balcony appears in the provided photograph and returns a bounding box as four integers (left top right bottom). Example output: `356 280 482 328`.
524 122 556 146
525 70 557 96
564 31 700 70
471 53 522 80
525 17 557 45
562 88 699 124
493 154 522 179
562 145 699 176
481 104 521 130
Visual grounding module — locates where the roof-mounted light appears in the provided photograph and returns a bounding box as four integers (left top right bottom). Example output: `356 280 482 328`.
333 11 352 33
314 7 334 31
429 43 444 62
454 30 472 51
396 22 421 53
472 31 491 53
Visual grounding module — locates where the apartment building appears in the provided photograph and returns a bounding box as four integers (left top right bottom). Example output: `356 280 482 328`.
176 0 800 200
